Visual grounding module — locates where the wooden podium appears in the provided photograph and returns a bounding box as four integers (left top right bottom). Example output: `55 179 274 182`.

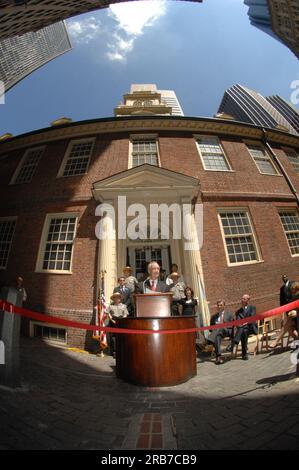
115 293 197 387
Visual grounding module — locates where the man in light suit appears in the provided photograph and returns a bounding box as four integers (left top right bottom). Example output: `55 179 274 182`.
136 261 171 294
208 300 234 364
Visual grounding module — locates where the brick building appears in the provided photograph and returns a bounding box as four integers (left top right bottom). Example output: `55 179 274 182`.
1 110 299 349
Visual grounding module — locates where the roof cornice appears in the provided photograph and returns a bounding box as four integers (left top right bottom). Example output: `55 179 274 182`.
0 116 298 154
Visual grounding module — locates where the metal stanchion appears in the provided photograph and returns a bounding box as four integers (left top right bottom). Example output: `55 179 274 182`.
0 287 23 388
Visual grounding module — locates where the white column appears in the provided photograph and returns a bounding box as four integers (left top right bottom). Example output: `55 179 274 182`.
170 237 181 275
181 199 210 326
181 198 200 297
98 200 117 300
117 238 127 278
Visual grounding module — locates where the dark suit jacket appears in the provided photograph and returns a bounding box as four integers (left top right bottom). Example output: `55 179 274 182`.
136 279 171 294
235 305 258 335
113 286 132 307
280 281 293 306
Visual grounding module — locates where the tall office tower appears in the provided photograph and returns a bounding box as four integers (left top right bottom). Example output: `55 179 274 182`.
266 95 299 134
218 84 298 135
0 0 203 40
159 89 184 116
114 84 184 117
0 21 72 93
244 0 299 59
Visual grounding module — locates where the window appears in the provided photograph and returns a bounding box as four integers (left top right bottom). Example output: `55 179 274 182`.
0 217 17 269
284 148 299 174
279 210 299 256
58 139 94 177
219 210 260 265
11 147 44 184
36 213 78 273
247 144 279 175
131 139 159 167
196 136 231 171
31 322 66 344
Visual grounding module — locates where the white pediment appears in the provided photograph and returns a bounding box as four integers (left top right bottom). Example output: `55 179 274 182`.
92 164 200 202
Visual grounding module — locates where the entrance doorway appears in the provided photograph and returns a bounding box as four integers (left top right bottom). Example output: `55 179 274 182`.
127 245 171 282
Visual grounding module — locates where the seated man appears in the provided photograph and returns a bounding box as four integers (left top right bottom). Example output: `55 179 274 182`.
229 294 257 360
208 300 234 365
136 261 171 294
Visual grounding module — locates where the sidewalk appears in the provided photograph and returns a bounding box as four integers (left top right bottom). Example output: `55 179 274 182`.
0 338 298 450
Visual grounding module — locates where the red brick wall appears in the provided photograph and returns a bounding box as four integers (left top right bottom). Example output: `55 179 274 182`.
0 129 299 348
201 200 299 316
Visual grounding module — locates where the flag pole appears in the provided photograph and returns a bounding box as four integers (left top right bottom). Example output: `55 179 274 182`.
195 264 210 339
94 269 107 358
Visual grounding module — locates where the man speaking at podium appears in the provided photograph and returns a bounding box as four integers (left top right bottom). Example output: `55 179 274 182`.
136 261 171 294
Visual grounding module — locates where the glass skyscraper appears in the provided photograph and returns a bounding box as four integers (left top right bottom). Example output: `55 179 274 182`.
0 21 72 94
218 84 298 135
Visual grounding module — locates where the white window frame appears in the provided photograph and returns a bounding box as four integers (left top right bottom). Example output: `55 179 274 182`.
282 147 299 174
0 216 17 270
218 208 262 267
30 321 67 344
194 135 233 172
10 146 44 185
35 212 79 274
128 134 161 169
245 141 280 176
279 209 299 258
57 137 95 178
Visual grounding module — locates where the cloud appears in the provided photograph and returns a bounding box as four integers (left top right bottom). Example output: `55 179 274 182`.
106 0 167 61
68 16 103 44
67 1 167 61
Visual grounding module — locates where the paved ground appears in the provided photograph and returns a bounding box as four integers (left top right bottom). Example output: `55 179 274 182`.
0 338 298 450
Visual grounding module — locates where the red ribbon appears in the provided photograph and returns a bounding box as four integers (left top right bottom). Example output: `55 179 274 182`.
0 298 298 335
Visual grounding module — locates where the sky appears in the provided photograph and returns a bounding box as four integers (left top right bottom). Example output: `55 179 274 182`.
0 0 298 137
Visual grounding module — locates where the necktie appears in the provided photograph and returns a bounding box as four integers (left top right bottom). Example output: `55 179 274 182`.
151 280 156 292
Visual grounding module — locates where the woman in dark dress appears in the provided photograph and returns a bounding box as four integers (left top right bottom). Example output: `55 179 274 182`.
179 286 198 316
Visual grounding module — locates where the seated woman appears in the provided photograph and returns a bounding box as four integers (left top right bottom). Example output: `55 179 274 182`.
270 281 299 349
178 286 198 316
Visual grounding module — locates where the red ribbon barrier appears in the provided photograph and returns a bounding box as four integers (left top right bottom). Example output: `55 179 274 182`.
0 298 298 335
